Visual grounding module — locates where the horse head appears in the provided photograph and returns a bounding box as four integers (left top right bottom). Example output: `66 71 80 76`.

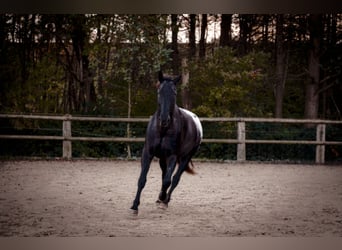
157 71 181 128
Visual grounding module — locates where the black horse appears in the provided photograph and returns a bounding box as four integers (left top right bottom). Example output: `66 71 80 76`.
130 71 203 214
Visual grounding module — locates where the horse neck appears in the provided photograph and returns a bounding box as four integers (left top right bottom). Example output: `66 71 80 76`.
171 105 182 127
156 104 180 133
172 104 179 114
157 104 179 118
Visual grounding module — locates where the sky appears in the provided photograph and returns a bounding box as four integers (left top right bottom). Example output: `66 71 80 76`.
166 14 240 44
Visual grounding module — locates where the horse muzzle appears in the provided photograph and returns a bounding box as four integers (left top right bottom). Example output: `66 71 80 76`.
160 115 171 128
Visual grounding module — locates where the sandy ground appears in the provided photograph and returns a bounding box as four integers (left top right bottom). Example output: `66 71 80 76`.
0 160 342 236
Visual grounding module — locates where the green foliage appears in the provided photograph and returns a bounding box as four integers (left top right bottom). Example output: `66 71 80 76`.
1 14 341 161
25 55 64 113
2 120 341 163
4 54 64 114
246 123 316 161
88 14 172 117
189 48 273 117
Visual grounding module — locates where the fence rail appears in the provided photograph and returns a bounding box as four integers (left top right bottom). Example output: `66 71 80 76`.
1 114 342 163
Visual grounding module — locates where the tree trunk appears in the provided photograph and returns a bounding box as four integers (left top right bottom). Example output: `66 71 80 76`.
0 15 6 56
274 14 287 118
126 80 132 158
199 14 207 58
0 15 6 105
96 16 105 98
171 14 180 74
188 14 196 59
65 15 96 113
329 14 337 45
219 14 232 47
322 14 337 118
19 15 31 84
181 58 191 110
262 15 270 48
304 14 323 120
238 14 252 55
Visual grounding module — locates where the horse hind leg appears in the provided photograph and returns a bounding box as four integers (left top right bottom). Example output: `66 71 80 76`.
164 156 192 206
157 155 177 208
185 160 196 174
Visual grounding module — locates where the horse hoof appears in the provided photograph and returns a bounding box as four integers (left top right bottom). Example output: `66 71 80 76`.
130 208 138 216
158 202 168 210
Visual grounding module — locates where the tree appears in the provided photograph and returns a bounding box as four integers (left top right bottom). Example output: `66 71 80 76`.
274 14 288 118
219 14 232 47
319 14 342 119
304 14 323 120
199 14 207 58
188 14 197 58
0 14 66 114
69 15 96 113
1 13 341 122
170 14 180 74
261 14 270 48
238 14 254 55
189 47 272 117
179 14 197 110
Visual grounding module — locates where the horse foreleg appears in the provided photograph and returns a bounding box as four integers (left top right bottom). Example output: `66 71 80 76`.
130 150 153 214
157 158 167 203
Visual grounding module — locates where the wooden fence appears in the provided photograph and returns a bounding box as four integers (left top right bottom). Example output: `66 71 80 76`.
1 114 342 163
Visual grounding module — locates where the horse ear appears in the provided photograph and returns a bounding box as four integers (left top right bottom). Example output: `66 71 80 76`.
173 75 181 85
158 71 164 83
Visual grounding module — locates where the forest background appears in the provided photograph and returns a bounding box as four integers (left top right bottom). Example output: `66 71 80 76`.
0 14 341 161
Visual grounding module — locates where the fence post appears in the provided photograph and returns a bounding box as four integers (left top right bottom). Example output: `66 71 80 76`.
315 124 326 164
237 121 246 162
63 114 72 159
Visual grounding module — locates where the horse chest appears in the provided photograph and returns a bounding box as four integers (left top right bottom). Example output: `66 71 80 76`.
153 132 179 157
162 134 177 149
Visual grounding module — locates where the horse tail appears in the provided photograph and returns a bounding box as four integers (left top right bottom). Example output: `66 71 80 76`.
185 160 196 175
